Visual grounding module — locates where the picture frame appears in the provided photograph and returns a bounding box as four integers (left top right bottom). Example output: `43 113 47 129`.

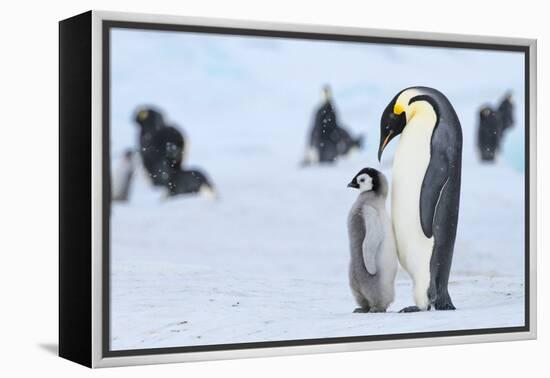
59 10 537 368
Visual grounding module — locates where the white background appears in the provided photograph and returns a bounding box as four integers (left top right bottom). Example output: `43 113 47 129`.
0 0 545 376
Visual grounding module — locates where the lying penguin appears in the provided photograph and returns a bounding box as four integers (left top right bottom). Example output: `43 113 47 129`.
336 126 364 157
111 149 135 202
166 168 215 197
304 86 364 165
134 107 186 186
477 106 502 161
498 92 515 132
347 168 397 313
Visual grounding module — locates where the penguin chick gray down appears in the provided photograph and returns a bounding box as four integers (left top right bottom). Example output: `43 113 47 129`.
347 168 397 313
112 149 135 202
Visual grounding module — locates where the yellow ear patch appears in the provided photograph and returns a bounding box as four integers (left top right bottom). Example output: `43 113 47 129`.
393 103 405 115
138 110 149 121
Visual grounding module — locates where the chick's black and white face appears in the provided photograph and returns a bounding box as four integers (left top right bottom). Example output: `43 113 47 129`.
354 173 373 192
348 168 379 193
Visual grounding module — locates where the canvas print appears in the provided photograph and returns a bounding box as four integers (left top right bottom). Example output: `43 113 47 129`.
108 26 526 352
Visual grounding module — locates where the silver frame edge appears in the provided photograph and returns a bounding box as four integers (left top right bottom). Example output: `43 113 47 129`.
90 9 537 368
91 10 104 369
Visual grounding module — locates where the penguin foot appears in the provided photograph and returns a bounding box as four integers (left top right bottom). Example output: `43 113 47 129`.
398 306 421 313
434 292 456 310
435 301 456 311
368 308 387 313
353 307 370 313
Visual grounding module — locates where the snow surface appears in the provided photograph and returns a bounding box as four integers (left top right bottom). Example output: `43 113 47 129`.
109 29 526 350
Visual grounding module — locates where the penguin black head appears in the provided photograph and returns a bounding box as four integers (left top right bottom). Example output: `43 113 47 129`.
378 92 407 161
503 90 514 103
347 167 381 193
480 105 491 115
378 87 441 161
322 85 332 102
135 107 165 130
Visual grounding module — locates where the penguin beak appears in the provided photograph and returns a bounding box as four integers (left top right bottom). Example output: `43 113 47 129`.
378 106 407 161
347 181 359 189
377 130 393 162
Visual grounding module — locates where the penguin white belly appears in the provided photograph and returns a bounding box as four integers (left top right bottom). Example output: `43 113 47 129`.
391 115 435 308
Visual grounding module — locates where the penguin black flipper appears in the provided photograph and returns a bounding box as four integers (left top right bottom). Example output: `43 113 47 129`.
414 90 462 310
419 141 449 239
416 92 462 239
362 207 383 275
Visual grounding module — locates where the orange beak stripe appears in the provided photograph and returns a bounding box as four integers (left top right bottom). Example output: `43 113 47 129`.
381 130 394 151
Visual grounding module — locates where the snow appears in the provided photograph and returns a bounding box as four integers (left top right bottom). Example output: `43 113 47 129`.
109 28 526 350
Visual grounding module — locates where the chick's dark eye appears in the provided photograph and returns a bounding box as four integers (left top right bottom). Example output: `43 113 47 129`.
360 178 365 183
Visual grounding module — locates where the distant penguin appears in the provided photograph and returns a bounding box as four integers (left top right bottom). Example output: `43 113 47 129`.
305 86 340 164
477 106 502 161
134 108 186 186
166 168 215 197
347 168 397 313
497 92 515 132
112 149 135 202
336 126 364 157
378 87 462 312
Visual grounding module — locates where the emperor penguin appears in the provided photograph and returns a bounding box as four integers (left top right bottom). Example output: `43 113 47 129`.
336 125 364 158
377 86 462 312
111 149 135 202
166 168 215 198
497 92 515 132
477 106 502 161
347 168 397 313
304 85 340 164
135 107 186 186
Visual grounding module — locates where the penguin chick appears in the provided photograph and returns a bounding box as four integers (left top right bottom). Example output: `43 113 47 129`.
305 85 340 164
347 168 397 313
112 149 135 202
166 168 215 198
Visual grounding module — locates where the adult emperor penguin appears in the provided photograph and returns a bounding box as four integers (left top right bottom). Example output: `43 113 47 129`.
304 86 340 164
378 86 462 312
477 106 501 161
497 92 515 132
135 107 186 186
347 168 397 313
